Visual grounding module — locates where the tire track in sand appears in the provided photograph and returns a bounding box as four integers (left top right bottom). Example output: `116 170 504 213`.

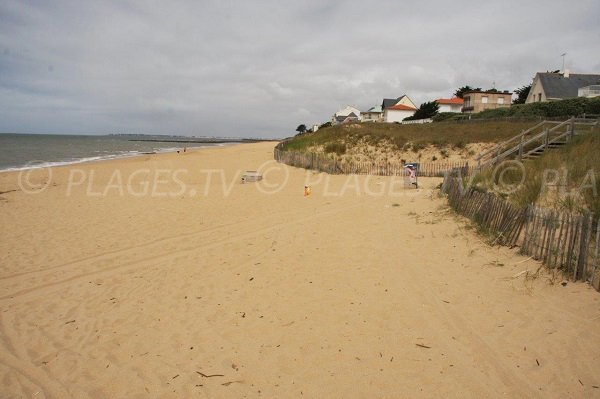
0 202 361 304
0 210 291 281
0 201 360 398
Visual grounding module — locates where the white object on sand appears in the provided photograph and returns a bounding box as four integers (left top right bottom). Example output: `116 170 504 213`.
241 171 262 183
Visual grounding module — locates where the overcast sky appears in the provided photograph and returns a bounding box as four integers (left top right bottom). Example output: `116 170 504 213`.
1 0 599 138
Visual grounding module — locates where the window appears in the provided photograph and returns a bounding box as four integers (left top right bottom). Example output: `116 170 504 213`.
538 93 542 102
464 96 470 107
497 97 504 104
481 96 488 104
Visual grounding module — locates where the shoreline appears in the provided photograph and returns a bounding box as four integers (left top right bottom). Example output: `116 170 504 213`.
0 141 266 174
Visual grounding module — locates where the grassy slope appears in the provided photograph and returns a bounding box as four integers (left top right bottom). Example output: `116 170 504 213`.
472 126 600 216
283 120 536 153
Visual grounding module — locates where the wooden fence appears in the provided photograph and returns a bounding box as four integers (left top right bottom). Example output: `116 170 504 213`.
442 175 600 290
443 176 528 247
273 146 473 177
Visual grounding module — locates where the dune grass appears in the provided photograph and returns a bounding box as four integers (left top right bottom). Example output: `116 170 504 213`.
472 126 600 216
282 120 536 152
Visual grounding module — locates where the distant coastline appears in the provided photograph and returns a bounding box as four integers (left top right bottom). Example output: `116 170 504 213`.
127 137 275 144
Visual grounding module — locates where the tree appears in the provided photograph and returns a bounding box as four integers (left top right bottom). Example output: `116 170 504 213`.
454 85 485 98
404 101 440 121
295 124 307 134
513 84 531 104
454 86 471 99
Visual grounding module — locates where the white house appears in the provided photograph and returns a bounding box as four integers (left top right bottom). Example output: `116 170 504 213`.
578 85 600 98
332 105 361 125
381 95 417 122
435 97 464 113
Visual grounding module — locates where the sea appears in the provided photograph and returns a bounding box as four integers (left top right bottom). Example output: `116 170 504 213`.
0 133 236 172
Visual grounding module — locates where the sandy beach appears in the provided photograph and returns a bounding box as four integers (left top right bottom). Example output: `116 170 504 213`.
0 141 599 398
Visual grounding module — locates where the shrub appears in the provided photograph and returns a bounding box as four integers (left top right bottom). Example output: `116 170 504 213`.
470 97 600 120
411 142 427 152
430 139 448 149
390 135 407 150
432 112 459 122
324 142 346 155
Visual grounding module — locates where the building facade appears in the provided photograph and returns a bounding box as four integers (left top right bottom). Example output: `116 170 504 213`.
461 91 512 113
578 85 600 98
383 104 417 122
435 98 463 113
361 105 383 122
381 95 417 122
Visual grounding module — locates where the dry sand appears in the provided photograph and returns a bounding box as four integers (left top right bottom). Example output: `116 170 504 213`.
0 142 599 398
308 136 494 165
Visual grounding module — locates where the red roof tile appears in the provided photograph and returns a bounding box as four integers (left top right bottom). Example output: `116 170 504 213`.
387 104 416 111
435 98 464 105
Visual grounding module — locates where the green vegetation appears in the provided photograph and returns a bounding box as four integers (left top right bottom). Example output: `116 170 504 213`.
454 85 480 98
296 124 307 134
432 112 458 122
472 128 600 216
451 97 600 121
404 101 439 121
512 84 531 104
280 120 535 152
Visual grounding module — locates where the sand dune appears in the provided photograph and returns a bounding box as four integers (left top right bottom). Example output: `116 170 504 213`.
0 142 599 398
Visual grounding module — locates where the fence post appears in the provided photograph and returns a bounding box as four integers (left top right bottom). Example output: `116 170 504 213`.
570 116 575 138
575 213 591 281
591 218 600 289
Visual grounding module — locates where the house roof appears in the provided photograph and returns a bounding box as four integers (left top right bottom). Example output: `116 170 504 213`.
365 105 382 113
382 98 399 109
463 90 512 96
435 98 464 105
335 112 359 123
334 105 360 117
381 95 408 109
386 104 416 111
537 72 600 99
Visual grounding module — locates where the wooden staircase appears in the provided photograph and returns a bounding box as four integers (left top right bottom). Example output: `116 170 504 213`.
524 140 567 160
476 116 599 169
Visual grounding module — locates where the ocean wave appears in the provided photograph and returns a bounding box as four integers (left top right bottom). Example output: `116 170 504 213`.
0 152 143 172
0 141 226 173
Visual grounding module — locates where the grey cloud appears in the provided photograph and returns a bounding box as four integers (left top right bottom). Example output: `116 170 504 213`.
1 0 599 138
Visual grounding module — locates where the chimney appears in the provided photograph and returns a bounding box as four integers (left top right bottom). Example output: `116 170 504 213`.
564 69 570 78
